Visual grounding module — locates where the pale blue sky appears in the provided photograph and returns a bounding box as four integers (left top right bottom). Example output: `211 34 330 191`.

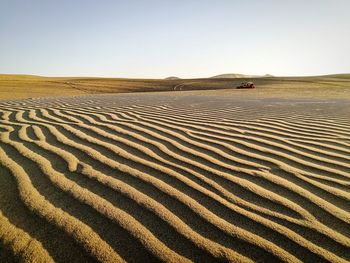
0 0 349 78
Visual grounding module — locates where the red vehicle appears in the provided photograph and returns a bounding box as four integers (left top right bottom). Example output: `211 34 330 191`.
236 82 255 89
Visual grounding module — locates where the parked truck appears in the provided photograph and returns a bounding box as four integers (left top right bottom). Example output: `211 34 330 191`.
236 82 255 89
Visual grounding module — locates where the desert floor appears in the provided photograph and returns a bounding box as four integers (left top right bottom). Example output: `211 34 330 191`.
0 89 350 262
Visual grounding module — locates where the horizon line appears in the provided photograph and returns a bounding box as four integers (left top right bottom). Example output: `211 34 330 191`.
1 72 349 79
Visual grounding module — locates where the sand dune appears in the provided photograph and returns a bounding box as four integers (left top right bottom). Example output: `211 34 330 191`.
0 92 349 262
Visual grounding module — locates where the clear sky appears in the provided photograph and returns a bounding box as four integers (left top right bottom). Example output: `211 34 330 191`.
0 0 349 78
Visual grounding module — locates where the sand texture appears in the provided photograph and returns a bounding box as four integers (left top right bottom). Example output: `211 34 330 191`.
0 92 349 262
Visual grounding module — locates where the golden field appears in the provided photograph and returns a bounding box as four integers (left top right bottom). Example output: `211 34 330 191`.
1 74 350 100
0 75 350 262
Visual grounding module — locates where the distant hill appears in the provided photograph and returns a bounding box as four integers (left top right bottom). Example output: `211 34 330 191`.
165 76 181 80
211 73 273 79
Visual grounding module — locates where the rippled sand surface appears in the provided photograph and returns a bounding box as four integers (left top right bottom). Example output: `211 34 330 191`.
1 92 349 262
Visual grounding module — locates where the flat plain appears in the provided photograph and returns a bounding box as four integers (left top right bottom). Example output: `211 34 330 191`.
0 75 350 262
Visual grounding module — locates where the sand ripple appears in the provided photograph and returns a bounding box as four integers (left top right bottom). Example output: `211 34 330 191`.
0 94 349 262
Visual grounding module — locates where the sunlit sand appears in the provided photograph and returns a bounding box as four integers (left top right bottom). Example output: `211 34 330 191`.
1 88 349 262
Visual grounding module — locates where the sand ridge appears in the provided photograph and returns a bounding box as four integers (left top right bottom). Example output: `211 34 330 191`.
0 93 349 262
